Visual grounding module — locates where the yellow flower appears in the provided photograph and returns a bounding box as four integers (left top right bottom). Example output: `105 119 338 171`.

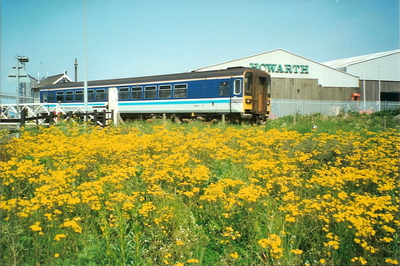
54 234 67 241
230 252 239 259
291 249 303 254
61 218 82 233
385 258 399 265
380 237 393 242
54 253 60 258
285 215 296 222
176 240 184 246
30 222 42 232
258 234 283 258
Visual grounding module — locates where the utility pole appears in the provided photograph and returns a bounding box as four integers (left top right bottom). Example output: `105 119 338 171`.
7 55 30 118
75 58 78 82
83 0 88 113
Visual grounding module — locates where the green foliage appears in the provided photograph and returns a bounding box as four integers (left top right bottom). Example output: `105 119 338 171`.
265 112 400 134
370 107 400 117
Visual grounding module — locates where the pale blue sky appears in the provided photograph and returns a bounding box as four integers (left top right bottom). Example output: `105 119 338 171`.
1 0 399 99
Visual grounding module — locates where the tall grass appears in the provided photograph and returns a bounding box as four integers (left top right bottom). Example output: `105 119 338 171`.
265 110 399 134
0 114 399 265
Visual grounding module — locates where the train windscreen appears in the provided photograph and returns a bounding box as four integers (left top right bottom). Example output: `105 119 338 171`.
245 72 253 96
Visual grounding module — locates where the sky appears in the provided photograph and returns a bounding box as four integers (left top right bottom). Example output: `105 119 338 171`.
1 0 399 102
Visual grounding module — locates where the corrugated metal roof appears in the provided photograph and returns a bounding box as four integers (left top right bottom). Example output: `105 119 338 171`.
322 49 400 69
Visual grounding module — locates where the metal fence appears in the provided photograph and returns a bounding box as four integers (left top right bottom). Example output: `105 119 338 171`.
270 99 400 118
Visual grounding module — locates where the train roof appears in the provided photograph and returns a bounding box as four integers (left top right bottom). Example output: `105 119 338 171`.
37 67 268 90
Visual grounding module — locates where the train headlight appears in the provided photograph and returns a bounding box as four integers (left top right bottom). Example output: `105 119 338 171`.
245 99 252 104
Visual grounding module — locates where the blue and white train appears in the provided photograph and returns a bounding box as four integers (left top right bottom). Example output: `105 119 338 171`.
37 67 271 123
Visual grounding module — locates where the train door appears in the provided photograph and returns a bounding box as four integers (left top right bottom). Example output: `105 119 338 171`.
217 80 230 113
254 76 267 113
246 71 269 115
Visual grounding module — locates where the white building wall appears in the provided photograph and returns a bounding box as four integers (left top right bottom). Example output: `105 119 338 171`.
346 53 400 81
196 49 359 88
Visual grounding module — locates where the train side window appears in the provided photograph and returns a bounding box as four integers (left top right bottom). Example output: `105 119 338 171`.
173 84 187 98
96 89 106 101
131 87 142 99
43 92 48 102
56 91 65 102
119 87 130 100
145 86 156 99
234 79 242 95
88 90 94 101
159 85 172 98
219 81 229 96
48 92 55 102
66 91 74 102
76 90 83 101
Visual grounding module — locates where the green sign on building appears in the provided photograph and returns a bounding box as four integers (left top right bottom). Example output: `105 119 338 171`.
250 63 309 74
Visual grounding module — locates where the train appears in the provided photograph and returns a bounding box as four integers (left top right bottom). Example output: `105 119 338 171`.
36 67 271 123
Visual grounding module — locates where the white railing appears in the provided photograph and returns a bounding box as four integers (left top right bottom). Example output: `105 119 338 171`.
0 103 114 127
270 99 400 118
0 103 89 125
0 103 88 119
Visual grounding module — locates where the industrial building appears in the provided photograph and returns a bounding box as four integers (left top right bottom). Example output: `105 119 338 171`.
323 49 400 102
196 49 361 101
196 49 399 116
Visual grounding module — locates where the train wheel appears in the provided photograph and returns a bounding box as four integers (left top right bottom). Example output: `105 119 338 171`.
249 115 259 125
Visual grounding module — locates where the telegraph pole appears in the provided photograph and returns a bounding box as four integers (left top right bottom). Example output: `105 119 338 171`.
74 58 78 82
7 55 30 118
83 0 88 113
16 57 20 117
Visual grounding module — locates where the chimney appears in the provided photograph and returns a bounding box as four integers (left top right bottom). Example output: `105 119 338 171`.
74 58 78 82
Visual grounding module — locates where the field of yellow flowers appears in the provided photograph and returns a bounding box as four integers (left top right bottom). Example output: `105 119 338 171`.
0 119 399 265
